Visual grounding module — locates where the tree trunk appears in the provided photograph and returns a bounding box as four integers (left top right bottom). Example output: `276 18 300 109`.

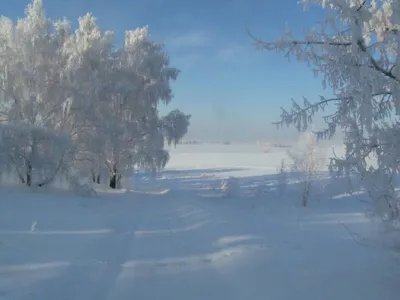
92 170 101 184
109 168 122 189
109 173 117 189
110 168 118 189
26 161 32 187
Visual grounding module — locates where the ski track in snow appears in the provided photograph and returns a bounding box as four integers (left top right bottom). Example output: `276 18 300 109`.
0 145 400 300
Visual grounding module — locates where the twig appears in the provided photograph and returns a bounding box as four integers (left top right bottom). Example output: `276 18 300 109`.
340 222 365 246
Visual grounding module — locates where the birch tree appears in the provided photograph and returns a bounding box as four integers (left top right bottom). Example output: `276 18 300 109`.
250 0 400 225
0 0 73 187
0 0 190 192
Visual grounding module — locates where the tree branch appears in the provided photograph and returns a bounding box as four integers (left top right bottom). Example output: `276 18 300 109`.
356 1 366 12
246 28 352 49
356 40 400 83
272 96 344 126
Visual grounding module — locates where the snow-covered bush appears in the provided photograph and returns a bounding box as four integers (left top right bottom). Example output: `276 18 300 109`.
0 0 190 193
287 132 325 206
251 0 400 226
221 177 240 197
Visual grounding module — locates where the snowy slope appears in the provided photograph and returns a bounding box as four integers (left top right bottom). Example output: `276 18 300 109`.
0 143 399 300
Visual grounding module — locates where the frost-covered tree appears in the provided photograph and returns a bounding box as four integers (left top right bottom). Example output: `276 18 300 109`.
250 0 400 225
161 109 191 146
134 109 191 182
85 27 190 189
0 0 74 187
287 132 325 206
0 0 190 192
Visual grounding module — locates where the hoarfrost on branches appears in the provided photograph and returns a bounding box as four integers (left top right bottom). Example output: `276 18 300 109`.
250 0 400 225
0 0 190 192
287 132 325 206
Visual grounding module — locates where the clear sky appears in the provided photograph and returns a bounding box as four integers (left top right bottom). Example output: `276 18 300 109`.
1 0 330 142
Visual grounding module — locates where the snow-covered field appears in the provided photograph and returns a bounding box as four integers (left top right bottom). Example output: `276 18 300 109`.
1 143 399 300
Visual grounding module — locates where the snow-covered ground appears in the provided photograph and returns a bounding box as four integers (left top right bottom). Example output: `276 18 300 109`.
1 143 399 300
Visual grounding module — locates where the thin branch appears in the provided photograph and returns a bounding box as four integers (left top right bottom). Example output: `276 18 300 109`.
273 92 392 127
272 96 344 126
0 86 25 120
356 0 366 12
36 150 67 187
357 40 400 83
246 28 352 48
339 222 365 246
9 155 25 184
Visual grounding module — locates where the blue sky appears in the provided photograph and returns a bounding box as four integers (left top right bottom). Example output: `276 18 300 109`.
1 0 329 142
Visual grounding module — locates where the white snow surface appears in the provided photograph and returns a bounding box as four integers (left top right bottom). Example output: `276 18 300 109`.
0 143 399 300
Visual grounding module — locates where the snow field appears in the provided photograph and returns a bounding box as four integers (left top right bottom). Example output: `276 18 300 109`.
0 143 399 300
